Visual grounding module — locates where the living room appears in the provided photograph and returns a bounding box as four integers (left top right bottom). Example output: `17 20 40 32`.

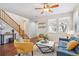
0 3 79 56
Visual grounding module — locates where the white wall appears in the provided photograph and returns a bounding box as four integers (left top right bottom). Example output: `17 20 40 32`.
36 18 48 35
28 21 38 38
73 6 79 32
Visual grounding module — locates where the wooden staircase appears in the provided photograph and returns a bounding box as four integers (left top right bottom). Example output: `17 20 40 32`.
0 9 29 39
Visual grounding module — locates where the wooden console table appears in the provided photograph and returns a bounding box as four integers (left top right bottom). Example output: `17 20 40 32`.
0 33 16 45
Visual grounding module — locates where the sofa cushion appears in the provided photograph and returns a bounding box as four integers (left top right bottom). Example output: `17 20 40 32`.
66 40 78 51
59 41 68 48
57 47 76 56
74 45 79 54
59 38 69 42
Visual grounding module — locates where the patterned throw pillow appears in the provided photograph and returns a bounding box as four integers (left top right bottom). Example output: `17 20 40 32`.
66 34 72 39
66 40 78 51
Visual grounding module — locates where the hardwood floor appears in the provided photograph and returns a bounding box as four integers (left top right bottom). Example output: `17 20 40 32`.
0 43 17 56
0 38 37 56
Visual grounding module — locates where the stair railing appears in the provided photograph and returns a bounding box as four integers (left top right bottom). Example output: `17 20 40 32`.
0 9 28 39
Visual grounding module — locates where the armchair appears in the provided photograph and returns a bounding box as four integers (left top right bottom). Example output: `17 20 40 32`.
14 39 33 56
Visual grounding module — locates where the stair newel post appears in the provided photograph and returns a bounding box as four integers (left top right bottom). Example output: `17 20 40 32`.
0 9 2 18
1 9 4 20
0 9 1 18
2 10 4 20
19 25 21 36
12 29 14 39
23 30 24 39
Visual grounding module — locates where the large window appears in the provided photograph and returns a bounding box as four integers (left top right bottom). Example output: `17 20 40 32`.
48 16 71 33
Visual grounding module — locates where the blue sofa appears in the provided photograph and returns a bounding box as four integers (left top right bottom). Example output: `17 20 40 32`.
57 38 77 56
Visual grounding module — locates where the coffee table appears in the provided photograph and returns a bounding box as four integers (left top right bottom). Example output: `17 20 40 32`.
36 40 55 53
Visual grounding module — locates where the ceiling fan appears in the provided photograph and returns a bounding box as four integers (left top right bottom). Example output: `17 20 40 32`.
35 3 59 14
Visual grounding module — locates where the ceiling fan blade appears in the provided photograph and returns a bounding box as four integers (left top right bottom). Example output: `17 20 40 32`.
35 8 43 9
48 9 53 12
48 4 59 8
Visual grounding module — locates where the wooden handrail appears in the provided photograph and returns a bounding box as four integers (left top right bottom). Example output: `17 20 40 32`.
2 10 19 26
0 9 29 39
0 10 19 31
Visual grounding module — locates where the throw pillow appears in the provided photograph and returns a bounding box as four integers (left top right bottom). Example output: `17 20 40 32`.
66 34 71 39
66 40 78 51
70 35 79 41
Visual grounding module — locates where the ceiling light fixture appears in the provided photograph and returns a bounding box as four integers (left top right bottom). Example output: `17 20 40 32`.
35 3 59 14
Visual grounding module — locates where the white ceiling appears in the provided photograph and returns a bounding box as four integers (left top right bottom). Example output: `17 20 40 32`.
0 3 78 19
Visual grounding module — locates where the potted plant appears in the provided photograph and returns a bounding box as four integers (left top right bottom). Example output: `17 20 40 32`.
44 34 48 42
